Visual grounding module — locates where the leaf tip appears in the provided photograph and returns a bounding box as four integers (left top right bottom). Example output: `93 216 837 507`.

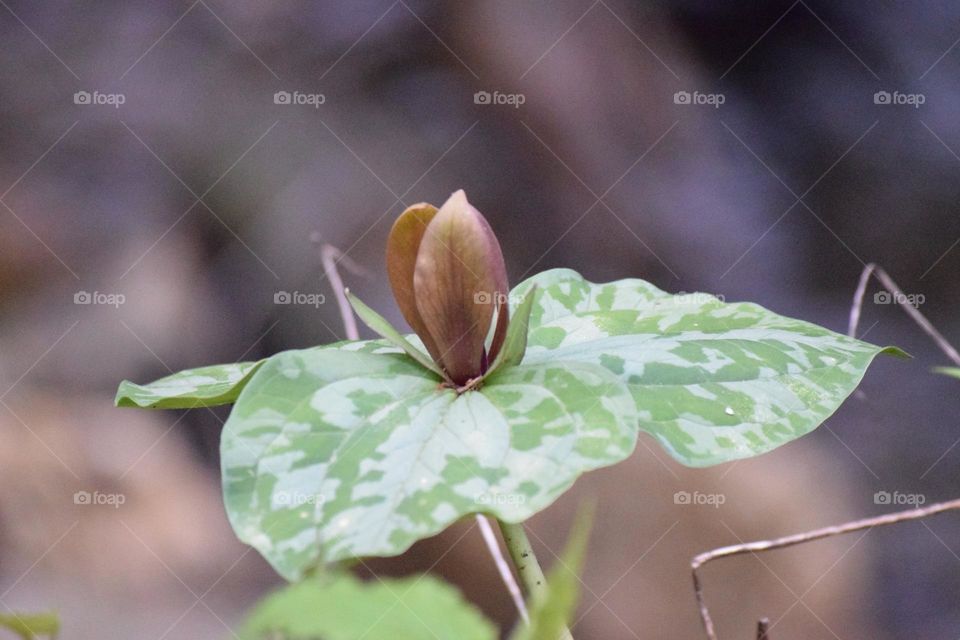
881 345 911 359
114 381 137 408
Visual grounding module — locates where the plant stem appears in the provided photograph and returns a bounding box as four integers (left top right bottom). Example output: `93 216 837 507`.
318 240 533 626
498 520 575 640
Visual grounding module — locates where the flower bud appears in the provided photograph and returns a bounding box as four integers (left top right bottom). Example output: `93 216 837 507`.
386 190 509 384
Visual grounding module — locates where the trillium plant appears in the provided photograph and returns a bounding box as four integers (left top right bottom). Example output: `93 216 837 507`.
116 190 901 638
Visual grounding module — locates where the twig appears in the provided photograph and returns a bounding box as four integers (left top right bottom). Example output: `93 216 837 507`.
317 239 531 624
692 262 960 638
848 262 960 365
692 498 960 639
317 240 364 341
756 618 770 640
478 516 529 623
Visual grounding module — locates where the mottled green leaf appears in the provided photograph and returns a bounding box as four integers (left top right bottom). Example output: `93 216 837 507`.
0 612 59 639
239 572 495 640
513 269 901 467
114 339 410 410
222 347 636 580
511 509 592 640
115 361 263 409
934 366 960 380
346 289 448 379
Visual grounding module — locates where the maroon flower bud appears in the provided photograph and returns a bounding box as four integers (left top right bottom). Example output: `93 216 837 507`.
386 190 509 385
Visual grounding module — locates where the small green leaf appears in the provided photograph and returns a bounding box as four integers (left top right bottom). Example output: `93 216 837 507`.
934 366 960 380
346 289 448 380
222 347 636 580
239 572 495 640
485 287 537 377
513 269 901 467
511 509 592 640
0 612 60 639
115 361 264 408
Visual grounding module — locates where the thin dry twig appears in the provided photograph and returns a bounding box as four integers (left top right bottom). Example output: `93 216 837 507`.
478 515 530 623
692 263 960 639
692 498 960 639
317 239 530 623
848 262 960 365
316 239 366 341
756 618 770 640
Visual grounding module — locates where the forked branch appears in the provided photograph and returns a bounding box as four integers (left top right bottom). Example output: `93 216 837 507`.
693 263 960 639
692 498 960 639
848 262 960 364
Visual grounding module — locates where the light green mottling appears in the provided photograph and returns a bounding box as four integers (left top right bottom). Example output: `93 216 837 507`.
512 269 902 467
114 339 407 409
121 267 898 583
222 347 636 580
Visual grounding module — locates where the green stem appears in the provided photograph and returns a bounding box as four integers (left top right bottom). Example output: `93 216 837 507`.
498 520 574 640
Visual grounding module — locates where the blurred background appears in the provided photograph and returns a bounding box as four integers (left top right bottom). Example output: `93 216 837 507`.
0 1 958 638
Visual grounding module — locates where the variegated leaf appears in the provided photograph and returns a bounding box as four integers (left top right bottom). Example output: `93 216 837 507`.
239 572 496 640
115 361 264 409
114 340 408 409
222 347 636 580
512 269 902 467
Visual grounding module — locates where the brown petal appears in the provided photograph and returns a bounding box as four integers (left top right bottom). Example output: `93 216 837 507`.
386 202 442 363
413 190 509 384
